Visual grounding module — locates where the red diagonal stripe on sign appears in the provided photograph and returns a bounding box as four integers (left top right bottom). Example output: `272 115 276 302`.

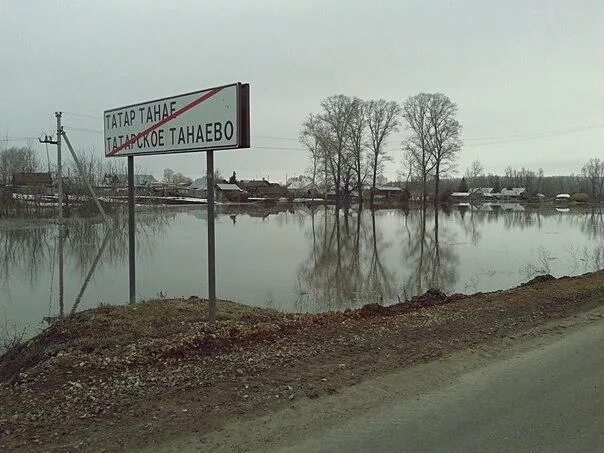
107 86 225 156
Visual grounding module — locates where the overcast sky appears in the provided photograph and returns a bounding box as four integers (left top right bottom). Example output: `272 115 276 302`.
1 0 602 181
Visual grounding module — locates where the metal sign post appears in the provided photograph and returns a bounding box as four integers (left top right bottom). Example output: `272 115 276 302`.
128 156 136 304
206 151 216 322
104 82 250 321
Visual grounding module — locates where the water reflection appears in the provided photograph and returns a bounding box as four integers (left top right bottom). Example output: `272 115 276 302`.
294 207 461 311
0 204 603 332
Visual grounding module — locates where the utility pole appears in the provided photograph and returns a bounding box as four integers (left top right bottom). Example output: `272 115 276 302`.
56 112 64 316
39 121 62 316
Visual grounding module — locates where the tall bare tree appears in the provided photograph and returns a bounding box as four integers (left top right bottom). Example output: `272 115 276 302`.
346 98 368 204
366 99 402 206
465 159 484 187
316 95 356 206
428 94 461 204
0 147 39 185
582 158 604 201
299 114 323 190
402 94 434 207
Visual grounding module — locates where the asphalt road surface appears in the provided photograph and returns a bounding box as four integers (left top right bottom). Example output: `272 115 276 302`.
284 317 604 453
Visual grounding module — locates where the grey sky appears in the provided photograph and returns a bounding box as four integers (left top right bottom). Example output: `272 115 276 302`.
1 0 602 181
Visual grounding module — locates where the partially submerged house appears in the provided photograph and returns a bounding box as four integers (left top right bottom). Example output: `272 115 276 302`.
238 179 287 199
469 187 496 199
216 183 248 202
496 187 528 200
187 178 207 198
286 180 322 199
369 186 408 201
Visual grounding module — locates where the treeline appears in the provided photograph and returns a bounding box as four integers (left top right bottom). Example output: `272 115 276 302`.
299 93 461 206
0 145 133 189
428 159 604 200
299 93 603 203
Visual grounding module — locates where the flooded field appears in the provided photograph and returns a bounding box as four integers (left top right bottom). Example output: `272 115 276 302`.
1 204 603 334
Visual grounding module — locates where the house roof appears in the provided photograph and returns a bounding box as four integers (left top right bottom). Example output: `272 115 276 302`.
375 186 403 191
499 187 527 196
469 187 494 195
239 179 270 187
104 174 158 186
216 183 243 192
287 180 315 190
188 178 207 190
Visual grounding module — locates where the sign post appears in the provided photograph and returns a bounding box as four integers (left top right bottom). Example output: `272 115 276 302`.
206 151 216 322
104 83 250 320
128 156 136 304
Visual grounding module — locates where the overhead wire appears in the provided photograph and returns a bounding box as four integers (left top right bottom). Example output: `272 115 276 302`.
12 118 603 153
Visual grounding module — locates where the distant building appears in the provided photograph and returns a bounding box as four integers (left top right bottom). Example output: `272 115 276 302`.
450 191 470 199
216 183 248 202
369 186 408 201
238 179 287 199
496 187 528 200
187 178 207 198
286 180 321 199
469 187 495 199
12 172 52 188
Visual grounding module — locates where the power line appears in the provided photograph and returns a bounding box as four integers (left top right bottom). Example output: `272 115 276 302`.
62 111 102 119
465 123 604 143
46 120 604 151
1 136 39 141
64 126 103 134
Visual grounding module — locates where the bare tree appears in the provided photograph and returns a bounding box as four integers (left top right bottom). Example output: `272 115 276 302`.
582 158 604 200
0 147 40 185
465 159 484 187
366 99 402 206
399 149 416 191
316 95 356 206
428 94 461 204
346 98 368 204
299 114 323 191
163 168 175 183
402 94 434 207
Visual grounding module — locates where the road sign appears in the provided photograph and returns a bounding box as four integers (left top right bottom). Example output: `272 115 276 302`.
104 82 250 157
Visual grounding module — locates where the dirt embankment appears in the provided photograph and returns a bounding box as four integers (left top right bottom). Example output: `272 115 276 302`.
1 271 604 452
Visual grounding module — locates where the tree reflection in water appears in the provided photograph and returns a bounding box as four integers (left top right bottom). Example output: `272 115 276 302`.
0 208 177 319
295 206 460 312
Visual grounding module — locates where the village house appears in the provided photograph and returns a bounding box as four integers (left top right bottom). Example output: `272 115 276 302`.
286 180 322 199
469 187 496 199
496 187 528 200
238 179 287 199
187 178 207 198
216 183 248 202
368 186 409 201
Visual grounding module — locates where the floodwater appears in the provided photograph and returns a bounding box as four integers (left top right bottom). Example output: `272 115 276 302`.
1 204 603 335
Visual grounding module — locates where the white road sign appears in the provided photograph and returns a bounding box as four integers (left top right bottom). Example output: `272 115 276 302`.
104 82 250 157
